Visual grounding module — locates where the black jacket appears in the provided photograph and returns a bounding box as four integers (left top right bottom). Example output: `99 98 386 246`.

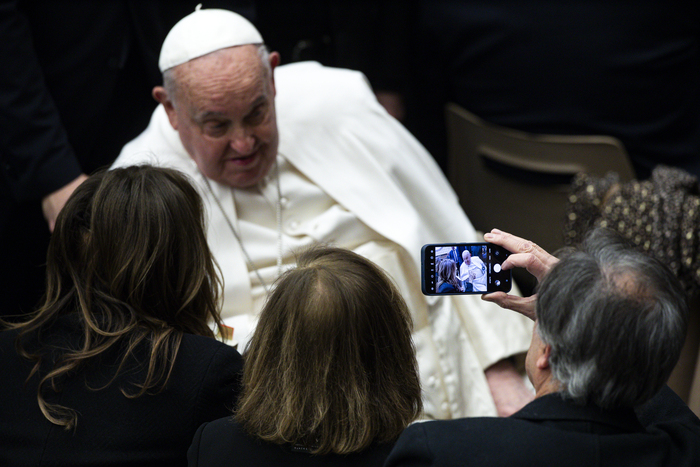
0 316 243 467
385 386 700 467
188 418 394 467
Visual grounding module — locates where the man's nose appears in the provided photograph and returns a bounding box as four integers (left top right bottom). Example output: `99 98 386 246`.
229 128 255 155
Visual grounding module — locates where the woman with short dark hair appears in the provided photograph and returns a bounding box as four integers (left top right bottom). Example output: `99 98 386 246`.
0 165 243 467
188 246 422 466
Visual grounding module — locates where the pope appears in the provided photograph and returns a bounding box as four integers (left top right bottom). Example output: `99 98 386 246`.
112 6 534 419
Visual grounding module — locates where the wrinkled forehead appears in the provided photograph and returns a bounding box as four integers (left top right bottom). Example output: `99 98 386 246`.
175 45 269 105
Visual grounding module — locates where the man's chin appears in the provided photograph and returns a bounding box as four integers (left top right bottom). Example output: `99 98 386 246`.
219 167 269 189
203 154 275 188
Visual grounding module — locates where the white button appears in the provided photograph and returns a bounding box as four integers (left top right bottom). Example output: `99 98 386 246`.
427 376 436 387
280 196 289 207
288 220 300 230
441 402 449 412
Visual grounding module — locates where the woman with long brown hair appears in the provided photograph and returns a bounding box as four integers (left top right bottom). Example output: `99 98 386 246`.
188 246 422 466
436 258 463 293
0 165 243 467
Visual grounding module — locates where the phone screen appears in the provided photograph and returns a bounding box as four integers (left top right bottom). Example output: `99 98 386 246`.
421 243 512 295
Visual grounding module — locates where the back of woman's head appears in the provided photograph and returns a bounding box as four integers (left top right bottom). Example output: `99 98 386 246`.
438 259 454 279
236 246 422 455
47 165 221 334
15 165 223 429
437 258 457 284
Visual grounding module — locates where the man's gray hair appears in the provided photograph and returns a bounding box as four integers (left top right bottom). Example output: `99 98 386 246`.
161 44 271 107
536 228 688 409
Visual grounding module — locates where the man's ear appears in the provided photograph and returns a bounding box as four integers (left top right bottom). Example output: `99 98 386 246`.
153 86 179 130
536 344 552 370
268 51 281 96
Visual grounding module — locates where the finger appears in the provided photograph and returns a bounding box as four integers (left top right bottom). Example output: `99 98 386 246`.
484 229 553 264
482 292 537 321
501 252 552 283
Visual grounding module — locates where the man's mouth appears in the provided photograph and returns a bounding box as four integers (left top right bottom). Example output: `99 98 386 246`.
228 152 257 166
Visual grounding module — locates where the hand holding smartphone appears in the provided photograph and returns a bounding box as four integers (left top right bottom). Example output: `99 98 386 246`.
421 242 512 295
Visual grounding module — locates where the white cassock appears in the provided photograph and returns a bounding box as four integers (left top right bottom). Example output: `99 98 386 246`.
112 61 533 419
461 256 487 292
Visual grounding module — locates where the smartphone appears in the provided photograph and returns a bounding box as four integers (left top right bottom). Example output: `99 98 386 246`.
421 242 512 295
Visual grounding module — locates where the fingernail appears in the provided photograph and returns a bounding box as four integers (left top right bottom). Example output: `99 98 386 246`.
491 228 502 234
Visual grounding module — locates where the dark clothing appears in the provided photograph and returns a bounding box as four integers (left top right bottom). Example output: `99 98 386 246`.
0 0 254 318
255 0 412 96
385 386 700 467
0 316 244 467
408 1 700 179
188 417 394 467
447 248 461 268
437 282 458 293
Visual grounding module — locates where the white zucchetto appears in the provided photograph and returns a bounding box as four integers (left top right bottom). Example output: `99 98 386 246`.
158 4 263 72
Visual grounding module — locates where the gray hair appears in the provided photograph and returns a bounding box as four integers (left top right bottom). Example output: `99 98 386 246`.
161 44 271 107
536 228 688 409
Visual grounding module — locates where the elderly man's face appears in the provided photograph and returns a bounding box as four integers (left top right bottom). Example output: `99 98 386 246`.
164 45 280 188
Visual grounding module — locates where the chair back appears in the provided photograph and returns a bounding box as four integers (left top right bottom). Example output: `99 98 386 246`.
445 103 635 293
